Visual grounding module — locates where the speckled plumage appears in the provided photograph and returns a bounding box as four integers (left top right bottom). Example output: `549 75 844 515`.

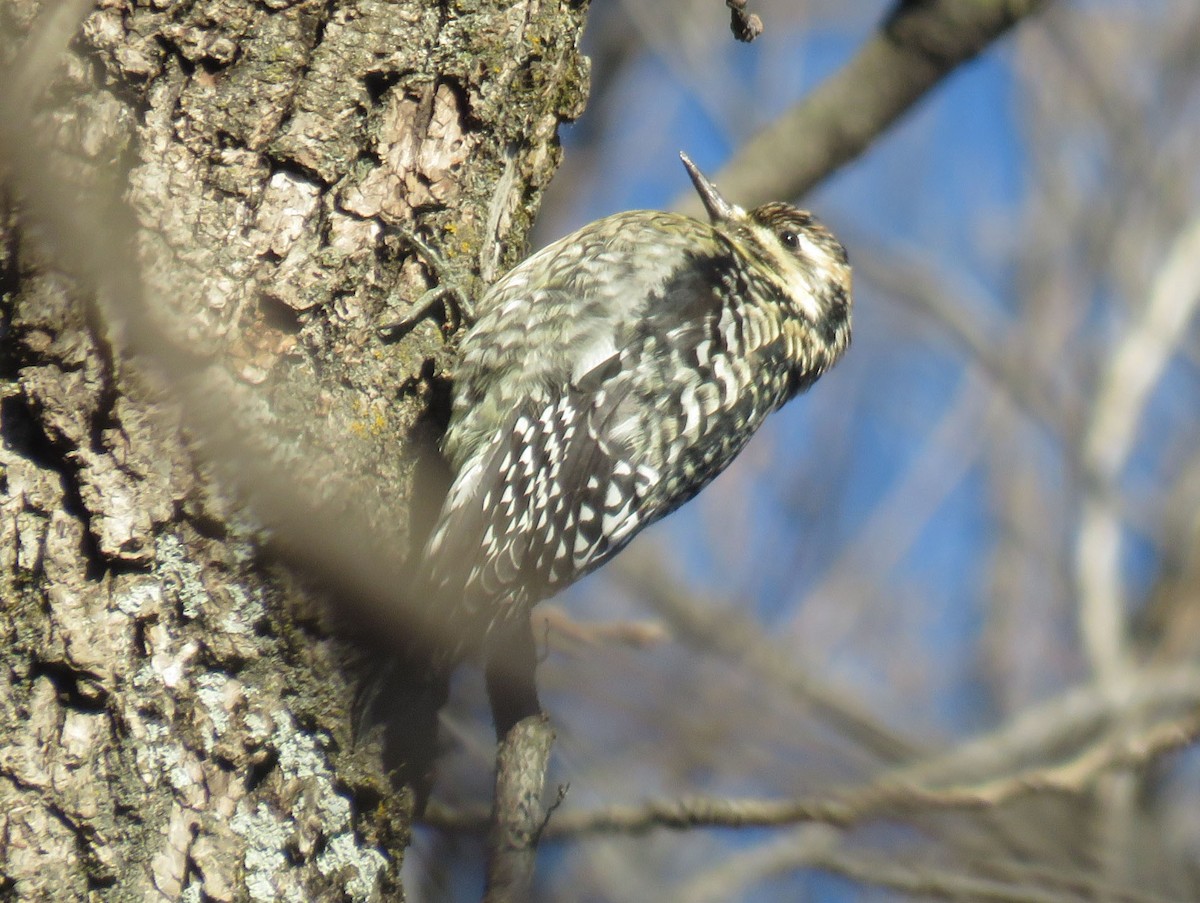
423 155 852 652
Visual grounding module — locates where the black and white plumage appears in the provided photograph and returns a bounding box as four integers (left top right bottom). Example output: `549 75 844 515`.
423 154 851 655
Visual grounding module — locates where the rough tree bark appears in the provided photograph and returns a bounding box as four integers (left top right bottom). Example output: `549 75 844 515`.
0 0 588 898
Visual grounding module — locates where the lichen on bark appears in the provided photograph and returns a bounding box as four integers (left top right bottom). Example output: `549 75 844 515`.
0 0 590 898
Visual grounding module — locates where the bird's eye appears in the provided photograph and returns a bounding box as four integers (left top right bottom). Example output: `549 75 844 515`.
780 229 799 250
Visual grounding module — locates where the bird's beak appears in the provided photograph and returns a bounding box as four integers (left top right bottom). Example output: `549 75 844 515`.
680 152 743 223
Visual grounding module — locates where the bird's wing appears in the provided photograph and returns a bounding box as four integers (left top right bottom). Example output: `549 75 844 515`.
424 373 655 626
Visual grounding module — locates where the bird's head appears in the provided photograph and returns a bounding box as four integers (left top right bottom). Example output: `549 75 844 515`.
680 153 852 373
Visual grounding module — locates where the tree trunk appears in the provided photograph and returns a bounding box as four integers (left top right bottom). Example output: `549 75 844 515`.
0 0 588 898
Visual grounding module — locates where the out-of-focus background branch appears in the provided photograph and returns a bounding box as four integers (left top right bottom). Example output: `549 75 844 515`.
679 0 1051 211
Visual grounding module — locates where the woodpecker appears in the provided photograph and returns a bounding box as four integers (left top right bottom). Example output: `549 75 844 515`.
422 153 851 659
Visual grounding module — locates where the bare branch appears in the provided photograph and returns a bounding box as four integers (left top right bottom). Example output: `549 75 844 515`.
538 707 1200 838
426 666 1200 838
1075 212 1200 686
534 604 670 652
483 715 557 903
678 0 1052 211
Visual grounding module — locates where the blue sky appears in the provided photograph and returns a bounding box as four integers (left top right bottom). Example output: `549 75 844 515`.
537 7 1033 726
411 4 1200 899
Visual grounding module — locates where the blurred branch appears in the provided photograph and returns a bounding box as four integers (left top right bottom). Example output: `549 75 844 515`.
678 0 1052 211
784 847 1169 903
1144 452 1200 665
680 828 1172 903
1071 206 1200 894
1075 212 1200 686
891 665 1200 788
432 703 1200 838
3 0 93 103
535 604 669 651
427 665 1200 837
677 828 841 903
614 545 921 764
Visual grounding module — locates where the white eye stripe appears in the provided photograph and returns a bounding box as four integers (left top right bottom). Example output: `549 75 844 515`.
745 223 824 320
792 231 827 262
